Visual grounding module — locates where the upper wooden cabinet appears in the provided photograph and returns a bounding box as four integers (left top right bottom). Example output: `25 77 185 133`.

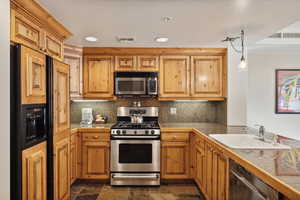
10 0 72 60
11 8 43 51
22 142 47 200
115 56 136 71
83 56 114 98
159 56 190 98
53 60 70 136
64 44 83 99
191 56 223 97
115 55 159 72
137 56 159 72
21 45 46 104
44 32 64 61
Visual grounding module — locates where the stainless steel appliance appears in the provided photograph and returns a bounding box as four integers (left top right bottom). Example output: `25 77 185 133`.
110 106 160 186
229 160 279 200
115 72 158 97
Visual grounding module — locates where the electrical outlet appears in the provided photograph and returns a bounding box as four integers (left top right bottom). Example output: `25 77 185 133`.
170 107 177 115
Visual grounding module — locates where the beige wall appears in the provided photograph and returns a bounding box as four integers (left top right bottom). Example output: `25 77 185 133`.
0 0 10 199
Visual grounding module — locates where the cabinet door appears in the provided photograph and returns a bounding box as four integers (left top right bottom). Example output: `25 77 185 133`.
82 141 110 179
70 133 78 184
205 143 214 199
161 142 189 179
53 60 70 136
44 32 63 61
137 56 159 72
54 137 70 200
217 152 229 200
115 56 136 71
195 143 205 189
84 56 114 98
11 8 43 50
191 56 223 97
64 55 82 98
22 142 47 200
160 56 190 97
21 45 46 104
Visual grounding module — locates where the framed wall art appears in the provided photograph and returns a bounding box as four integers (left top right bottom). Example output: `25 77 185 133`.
276 69 300 114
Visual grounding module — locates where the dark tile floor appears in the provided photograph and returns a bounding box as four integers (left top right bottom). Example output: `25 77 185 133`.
71 181 205 200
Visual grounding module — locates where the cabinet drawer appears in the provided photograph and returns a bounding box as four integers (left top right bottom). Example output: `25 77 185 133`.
137 56 159 71
82 133 110 142
115 56 136 71
45 32 63 61
162 132 189 142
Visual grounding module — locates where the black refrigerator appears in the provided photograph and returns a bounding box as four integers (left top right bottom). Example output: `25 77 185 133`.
10 44 56 200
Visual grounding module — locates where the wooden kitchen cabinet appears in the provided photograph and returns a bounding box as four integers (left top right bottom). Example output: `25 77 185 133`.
83 56 114 98
70 133 78 184
64 44 83 99
82 132 110 179
161 132 190 179
10 1 72 59
159 56 190 98
54 137 70 200
20 45 46 104
53 60 70 136
115 55 136 71
44 32 64 61
191 56 224 98
137 55 159 72
195 136 206 189
22 142 47 200
11 8 43 51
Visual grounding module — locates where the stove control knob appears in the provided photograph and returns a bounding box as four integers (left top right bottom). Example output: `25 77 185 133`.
151 130 155 135
134 131 137 134
122 130 126 134
145 130 149 135
116 130 121 134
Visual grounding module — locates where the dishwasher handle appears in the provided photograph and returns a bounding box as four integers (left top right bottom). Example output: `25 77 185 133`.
231 170 267 200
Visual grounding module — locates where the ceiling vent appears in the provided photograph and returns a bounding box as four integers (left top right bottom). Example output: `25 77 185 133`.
269 32 300 39
117 37 135 43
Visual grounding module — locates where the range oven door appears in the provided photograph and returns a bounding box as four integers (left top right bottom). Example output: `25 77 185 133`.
111 139 160 172
115 77 146 95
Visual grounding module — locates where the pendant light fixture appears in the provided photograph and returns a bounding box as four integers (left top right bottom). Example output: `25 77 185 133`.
222 30 247 71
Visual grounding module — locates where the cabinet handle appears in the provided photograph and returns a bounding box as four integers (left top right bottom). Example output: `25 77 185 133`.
93 136 99 139
172 136 177 139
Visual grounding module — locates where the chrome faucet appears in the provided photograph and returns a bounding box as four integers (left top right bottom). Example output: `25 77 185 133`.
255 125 265 142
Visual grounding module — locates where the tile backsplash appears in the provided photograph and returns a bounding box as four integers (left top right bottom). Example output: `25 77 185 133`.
70 99 227 124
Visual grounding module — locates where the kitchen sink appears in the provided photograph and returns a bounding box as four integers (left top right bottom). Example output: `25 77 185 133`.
209 134 291 150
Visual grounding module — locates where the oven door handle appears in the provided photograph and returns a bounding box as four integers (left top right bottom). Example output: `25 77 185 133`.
231 170 267 200
112 174 159 179
111 136 160 139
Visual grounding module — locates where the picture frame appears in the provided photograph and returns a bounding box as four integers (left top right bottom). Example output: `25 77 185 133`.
275 69 300 114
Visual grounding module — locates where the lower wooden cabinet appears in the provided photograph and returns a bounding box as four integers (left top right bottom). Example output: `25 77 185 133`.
54 137 70 200
22 142 47 200
81 132 110 179
161 132 190 179
70 133 79 184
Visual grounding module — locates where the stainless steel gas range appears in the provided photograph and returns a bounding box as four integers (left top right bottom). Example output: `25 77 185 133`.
110 106 160 186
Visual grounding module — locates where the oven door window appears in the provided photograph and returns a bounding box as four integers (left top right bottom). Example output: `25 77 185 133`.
119 144 152 163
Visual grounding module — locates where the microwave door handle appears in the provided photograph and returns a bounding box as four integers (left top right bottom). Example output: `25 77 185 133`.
231 171 267 200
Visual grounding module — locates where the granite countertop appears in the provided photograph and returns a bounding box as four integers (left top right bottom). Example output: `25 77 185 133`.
71 123 114 129
70 122 300 198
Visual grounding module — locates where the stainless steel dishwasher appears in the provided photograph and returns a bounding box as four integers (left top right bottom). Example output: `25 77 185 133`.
229 160 279 200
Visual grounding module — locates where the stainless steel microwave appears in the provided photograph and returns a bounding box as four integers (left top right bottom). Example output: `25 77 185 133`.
115 72 158 97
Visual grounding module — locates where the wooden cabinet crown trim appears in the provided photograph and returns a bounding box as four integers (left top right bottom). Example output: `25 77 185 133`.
11 0 72 40
83 47 227 56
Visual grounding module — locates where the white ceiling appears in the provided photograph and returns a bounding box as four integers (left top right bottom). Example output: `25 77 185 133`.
38 0 300 47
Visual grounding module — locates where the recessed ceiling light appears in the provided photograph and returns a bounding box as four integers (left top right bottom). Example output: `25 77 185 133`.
85 36 98 42
155 37 169 43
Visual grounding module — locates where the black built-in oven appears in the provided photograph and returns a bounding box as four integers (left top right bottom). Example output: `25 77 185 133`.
20 104 47 149
115 72 158 97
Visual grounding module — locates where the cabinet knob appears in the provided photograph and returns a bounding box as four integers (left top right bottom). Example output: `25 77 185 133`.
93 136 99 139
173 136 177 139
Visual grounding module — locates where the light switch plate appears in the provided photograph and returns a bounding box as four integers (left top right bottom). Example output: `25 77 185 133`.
170 107 177 115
